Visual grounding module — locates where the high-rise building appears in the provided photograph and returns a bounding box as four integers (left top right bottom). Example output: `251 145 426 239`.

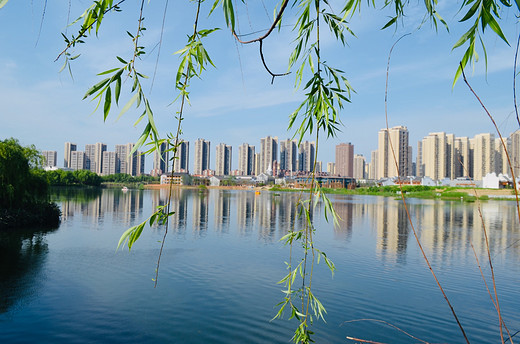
454 136 472 178
42 151 57 168
173 140 189 173
115 143 137 176
511 130 520 178
279 139 298 172
153 141 169 175
473 133 495 180
298 141 315 172
369 151 378 179
102 151 119 175
494 137 509 175
327 162 335 175
215 143 232 176
376 126 410 179
254 153 261 176
353 154 366 179
260 136 278 174
315 161 322 173
136 152 145 176
70 151 85 170
335 142 354 177
64 142 77 168
85 143 107 174
238 143 255 176
194 138 210 175
421 132 448 181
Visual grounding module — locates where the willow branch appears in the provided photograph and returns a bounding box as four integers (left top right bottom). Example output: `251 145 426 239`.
231 0 289 44
259 40 290 84
55 0 127 61
514 31 520 127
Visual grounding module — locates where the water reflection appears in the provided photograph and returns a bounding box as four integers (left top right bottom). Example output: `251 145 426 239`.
56 189 520 263
0 227 57 314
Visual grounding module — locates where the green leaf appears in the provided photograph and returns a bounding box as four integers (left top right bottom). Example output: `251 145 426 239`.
459 0 481 22
115 76 121 105
381 16 397 30
83 78 110 99
117 91 139 121
0 0 9 9
482 9 510 45
103 86 111 121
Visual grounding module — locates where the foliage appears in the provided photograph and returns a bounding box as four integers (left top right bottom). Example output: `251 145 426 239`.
0 138 61 229
45 169 102 187
0 138 49 209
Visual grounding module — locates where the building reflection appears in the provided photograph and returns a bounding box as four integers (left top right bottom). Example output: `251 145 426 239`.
57 189 520 263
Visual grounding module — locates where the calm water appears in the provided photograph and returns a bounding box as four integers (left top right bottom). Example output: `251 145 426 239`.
1 188 520 343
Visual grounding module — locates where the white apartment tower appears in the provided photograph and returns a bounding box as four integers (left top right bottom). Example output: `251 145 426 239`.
298 141 315 172
215 143 232 176
173 140 189 173
353 154 366 179
85 143 107 174
153 142 169 175
194 138 211 175
473 133 495 180
42 151 57 168
64 142 77 168
260 136 278 174
376 126 410 179
238 143 255 176
279 139 298 172
115 143 137 176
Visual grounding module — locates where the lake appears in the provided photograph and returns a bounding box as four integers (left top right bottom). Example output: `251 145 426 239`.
1 188 519 343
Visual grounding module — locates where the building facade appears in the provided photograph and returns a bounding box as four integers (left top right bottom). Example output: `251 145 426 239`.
194 138 210 175
335 142 354 177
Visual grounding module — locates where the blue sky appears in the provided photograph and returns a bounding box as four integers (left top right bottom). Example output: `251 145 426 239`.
1 1 519 171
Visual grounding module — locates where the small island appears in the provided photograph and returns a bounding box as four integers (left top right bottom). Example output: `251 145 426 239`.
0 138 61 229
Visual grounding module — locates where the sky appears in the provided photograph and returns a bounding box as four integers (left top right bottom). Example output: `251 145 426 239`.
1 1 520 172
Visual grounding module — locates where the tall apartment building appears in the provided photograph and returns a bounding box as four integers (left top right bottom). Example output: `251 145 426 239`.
70 151 85 170
511 130 520 177
327 162 335 175
102 151 119 175
260 136 278 175
421 132 449 181
238 143 255 175
452 136 472 178
215 143 232 176
279 139 298 172
153 141 169 175
376 126 410 179
254 153 261 176
298 141 315 172
42 151 57 168
494 137 509 175
316 161 322 173
115 143 137 176
85 143 107 174
335 142 354 177
473 133 495 180
173 140 189 173
369 151 378 179
136 152 145 176
64 142 77 168
194 138 210 175
353 154 366 179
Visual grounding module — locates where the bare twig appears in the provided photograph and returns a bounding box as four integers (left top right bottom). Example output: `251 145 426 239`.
259 40 290 84
385 35 471 344
154 0 203 287
342 319 430 344
514 31 520 128
460 64 518 344
150 0 169 92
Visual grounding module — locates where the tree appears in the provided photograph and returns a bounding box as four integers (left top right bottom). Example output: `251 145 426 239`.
0 138 48 209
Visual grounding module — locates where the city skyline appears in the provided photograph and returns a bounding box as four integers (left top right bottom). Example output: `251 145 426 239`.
2 2 519 172
45 127 520 182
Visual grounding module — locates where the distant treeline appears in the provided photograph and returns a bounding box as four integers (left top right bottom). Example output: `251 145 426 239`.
45 170 158 187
